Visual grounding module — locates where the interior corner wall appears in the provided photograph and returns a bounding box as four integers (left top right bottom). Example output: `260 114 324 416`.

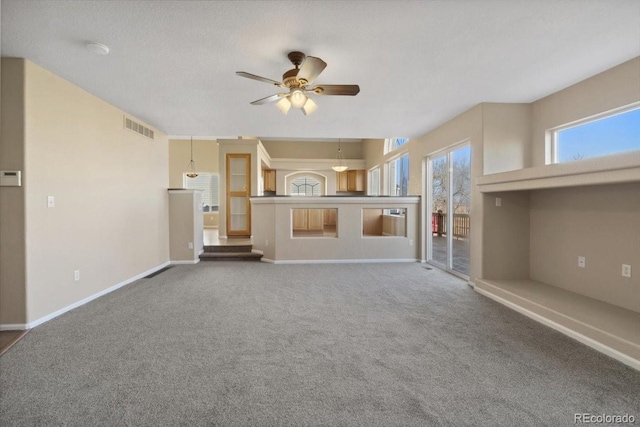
531 56 640 167
410 105 485 281
22 59 170 324
261 140 363 159
0 58 27 325
168 139 219 188
530 183 640 313
363 139 385 171
482 103 532 174
169 139 219 227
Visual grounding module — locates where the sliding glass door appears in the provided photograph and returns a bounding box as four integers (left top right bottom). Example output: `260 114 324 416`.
427 144 471 277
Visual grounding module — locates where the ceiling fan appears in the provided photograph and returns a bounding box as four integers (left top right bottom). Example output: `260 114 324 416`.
236 51 360 115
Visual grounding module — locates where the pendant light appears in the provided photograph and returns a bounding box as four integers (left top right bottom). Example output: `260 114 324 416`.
186 136 198 178
332 139 348 172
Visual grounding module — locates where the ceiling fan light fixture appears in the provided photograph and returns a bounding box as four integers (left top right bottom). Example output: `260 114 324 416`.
186 136 198 178
237 51 360 116
332 139 348 172
276 97 291 115
301 98 317 116
289 89 307 109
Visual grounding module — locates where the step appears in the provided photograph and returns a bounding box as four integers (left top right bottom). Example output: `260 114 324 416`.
203 245 253 253
199 251 263 261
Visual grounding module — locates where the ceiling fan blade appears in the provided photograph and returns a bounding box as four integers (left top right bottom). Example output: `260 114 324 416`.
236 71 284 87
250 93 287 105
312 84 360 96
296 56 327 84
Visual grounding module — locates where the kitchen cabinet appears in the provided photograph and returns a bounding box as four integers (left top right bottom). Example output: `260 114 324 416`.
337 171 348 192
337 169 365 192
308 209 324 230
323 209 337 226
292 209 324 231
348 169 365 192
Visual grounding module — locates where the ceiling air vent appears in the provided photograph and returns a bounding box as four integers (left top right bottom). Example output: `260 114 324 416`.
124 116 155 140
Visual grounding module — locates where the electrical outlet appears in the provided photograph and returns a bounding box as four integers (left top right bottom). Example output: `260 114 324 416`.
495 197 502 207
188 242 194 249
622 264 632 278
74 270 80 281
578 256 586 268
409 239 414 246
265 239 269 246
47 196 55 208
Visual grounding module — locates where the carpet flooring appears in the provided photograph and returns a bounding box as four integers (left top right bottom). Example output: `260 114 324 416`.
1 262 638 426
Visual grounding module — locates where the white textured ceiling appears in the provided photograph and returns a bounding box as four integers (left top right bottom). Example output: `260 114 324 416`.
2 0 639 140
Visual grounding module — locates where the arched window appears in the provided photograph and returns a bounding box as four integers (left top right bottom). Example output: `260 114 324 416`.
384 138 409 154
290 176 322 196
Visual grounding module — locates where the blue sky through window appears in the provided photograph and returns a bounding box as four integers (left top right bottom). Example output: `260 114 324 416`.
556 108 640 162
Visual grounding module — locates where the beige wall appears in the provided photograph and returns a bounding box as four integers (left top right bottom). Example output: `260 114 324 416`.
482 103 532 175
1 58 170 325
168 190 203 262
407 105 485 281
261 140 363 159
476 57 640 313
169 138 219 227
532 57 640 166
168 139 219 187
0 59 27 325
251 197 420 262
530 184 639 313
482 191 531 280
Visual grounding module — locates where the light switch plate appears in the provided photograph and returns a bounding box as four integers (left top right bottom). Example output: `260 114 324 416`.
47 196 55 208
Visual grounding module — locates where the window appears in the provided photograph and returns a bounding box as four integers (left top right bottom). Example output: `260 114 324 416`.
384 138 409 154
290 176 322 196
387 154 409 196
184 173 219 212
551 106 640 164
368 167 380 195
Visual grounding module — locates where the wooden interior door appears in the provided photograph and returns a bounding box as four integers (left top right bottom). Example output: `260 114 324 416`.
226 153 251 237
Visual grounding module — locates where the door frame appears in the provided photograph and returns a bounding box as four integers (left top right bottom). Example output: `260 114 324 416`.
226 153 251 237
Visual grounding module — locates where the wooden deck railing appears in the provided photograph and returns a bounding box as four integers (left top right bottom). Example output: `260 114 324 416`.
431 211 470 238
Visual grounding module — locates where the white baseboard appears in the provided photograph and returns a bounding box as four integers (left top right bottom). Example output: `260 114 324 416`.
0 323 28 331
252 249 264 255
271 258 419 264
1 261 171 331
474 286 640 372
170 259 200 265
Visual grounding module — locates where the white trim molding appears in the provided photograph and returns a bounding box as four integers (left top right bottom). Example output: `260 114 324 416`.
271 258 419 264
475 286 640 372
0 262 171 331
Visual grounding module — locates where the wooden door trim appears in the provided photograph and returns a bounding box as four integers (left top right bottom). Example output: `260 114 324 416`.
226 153 251 237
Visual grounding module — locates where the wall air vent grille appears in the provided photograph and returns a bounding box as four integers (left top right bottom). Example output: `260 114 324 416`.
124 116 155 140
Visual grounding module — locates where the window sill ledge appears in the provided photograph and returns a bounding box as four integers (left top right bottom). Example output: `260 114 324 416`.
477 151 640 193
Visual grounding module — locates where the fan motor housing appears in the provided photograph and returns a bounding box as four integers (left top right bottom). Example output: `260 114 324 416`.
282 68 301 88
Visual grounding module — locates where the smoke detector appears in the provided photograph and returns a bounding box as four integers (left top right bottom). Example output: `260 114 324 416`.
86 42 110 55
